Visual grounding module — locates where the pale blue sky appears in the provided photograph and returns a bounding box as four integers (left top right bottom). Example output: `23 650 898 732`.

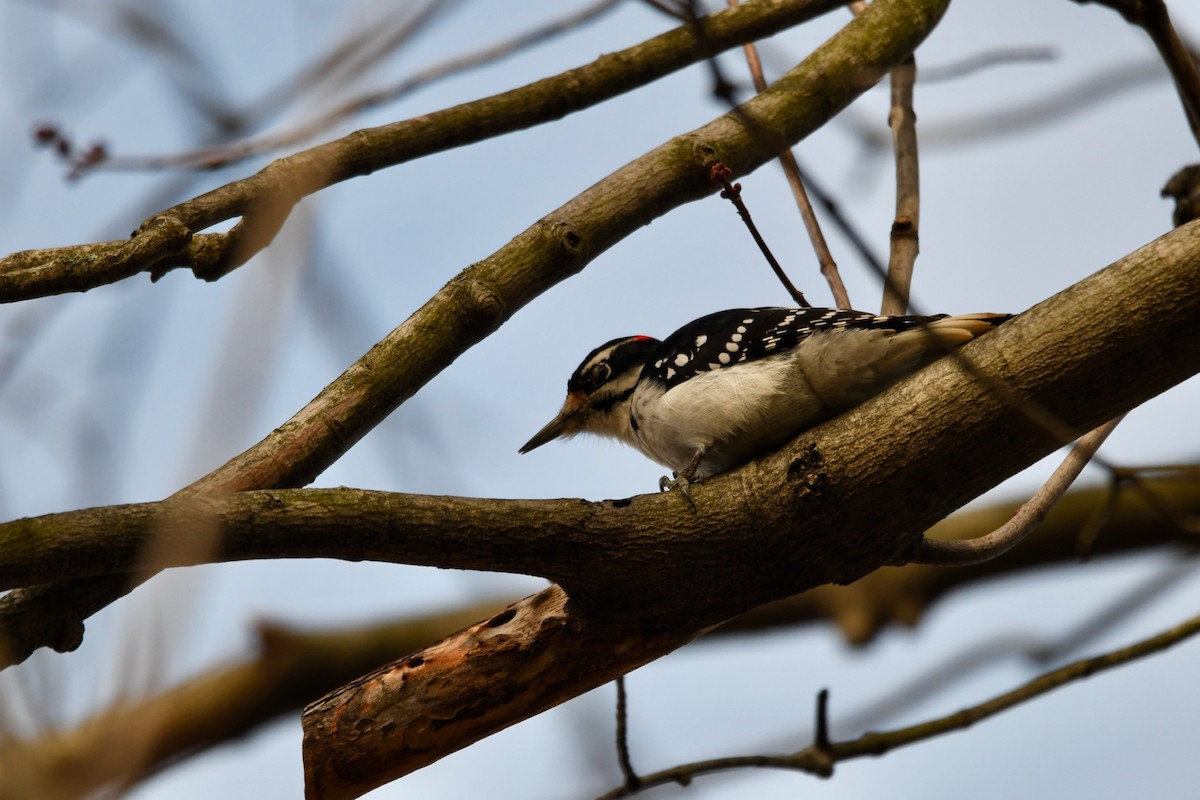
1 1 1199 798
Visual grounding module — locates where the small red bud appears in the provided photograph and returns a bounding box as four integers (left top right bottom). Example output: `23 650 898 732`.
84 142 107 164
710 162 733 183
33 123 59 145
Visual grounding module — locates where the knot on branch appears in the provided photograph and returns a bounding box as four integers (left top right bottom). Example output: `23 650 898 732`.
468 280 505 323
135 214 192 251
890 215 917 238
691 140 720 169
555 222 584 255
786 444 827 499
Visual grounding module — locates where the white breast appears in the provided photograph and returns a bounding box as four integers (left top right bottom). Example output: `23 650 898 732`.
629 354 829 479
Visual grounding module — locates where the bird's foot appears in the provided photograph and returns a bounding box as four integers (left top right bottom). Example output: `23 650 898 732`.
658 472 696 510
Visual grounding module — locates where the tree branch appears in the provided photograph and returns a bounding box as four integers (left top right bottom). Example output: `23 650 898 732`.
595 608 1200 797
4 217 1200 597
297 216 1200 798
0 0 951 668
727 473 1200 644
728 0 851 307
0 215 192 302
1 0 847 299
6 470 1199 798
57 0 624 175
881 55 919 315
1072 0 1200 145
913 416 1124 566
0 604 501 800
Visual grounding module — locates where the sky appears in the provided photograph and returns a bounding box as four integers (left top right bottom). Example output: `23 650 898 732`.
1 1 1199 798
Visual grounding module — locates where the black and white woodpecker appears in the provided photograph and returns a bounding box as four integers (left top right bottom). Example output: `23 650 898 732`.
520 306 1010 496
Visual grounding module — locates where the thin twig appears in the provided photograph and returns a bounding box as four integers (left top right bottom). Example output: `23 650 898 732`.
710 163 811 307
920 46 1056 82
728 0 851 308
1026 559 1200 663
813 688 832 752
726 0 884 288
794 157 888 277
681 0 740 102
1074 471 1127 560
595 607 1200 798
1117 471 1200 534
615 676 641 790
45 0 622 174
1137 0 1200 149
881 56 919 315
1074 0 1200 147
851 0 922 317
270 0 455 118
781 151 853 307
912 416 1125 567
639 0 691 22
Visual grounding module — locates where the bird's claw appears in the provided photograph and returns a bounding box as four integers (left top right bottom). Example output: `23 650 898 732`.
658 472 696 510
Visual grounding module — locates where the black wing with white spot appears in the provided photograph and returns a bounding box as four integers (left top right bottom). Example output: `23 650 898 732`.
643 307 945 391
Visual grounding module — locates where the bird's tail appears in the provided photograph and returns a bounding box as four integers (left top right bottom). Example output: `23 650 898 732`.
924 312 1012 345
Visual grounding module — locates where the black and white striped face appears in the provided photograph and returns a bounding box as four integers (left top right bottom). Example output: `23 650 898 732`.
519 335 661 453
567 335 658 403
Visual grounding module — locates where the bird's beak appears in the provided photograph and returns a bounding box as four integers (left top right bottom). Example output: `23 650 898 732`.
520 393 585 454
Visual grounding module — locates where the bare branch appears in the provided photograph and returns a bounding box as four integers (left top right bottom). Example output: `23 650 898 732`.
0 0 941 667
848 59 1163 150
913 416 1124 566
0 604 500 800
296 213 1200 797
711 162 812 306
919 45 1056 82
69 0 623 174
615 677 641 791
6 473 1198 794
0 216 192 303
1073 0 1200 146
881 56 919 315
729 0 851 307
595 608 1200 797
1 212 1199 659
2 0 848 299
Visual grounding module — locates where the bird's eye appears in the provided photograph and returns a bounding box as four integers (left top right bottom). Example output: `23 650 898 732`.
588 362 611 387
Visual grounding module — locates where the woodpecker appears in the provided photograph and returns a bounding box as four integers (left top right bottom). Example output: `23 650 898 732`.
520 307 1010 496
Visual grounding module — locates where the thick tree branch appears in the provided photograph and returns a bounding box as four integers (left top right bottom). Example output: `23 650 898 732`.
4 219 1200 599
0 0 847 299
724 473 1200 643
297 217 1200 798
7 472 1199 799
0 0 950 668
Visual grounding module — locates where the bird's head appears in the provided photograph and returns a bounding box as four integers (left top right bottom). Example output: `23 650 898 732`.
520 335 660 453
